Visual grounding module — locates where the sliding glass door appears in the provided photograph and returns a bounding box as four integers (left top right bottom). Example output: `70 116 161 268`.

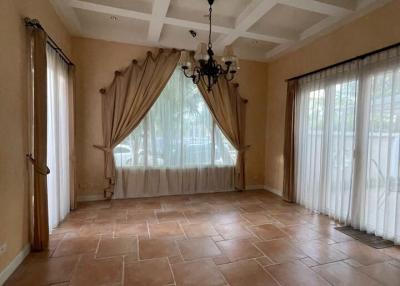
295 47 400 243
295 63 358 223
351 53 400 243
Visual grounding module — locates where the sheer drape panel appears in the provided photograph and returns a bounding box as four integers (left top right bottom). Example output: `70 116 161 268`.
283 80 298 202
197 78 247 190
30 28 49 251
295 62 358 222
46 45 70 231
115 167 234 198
295 46 400 243
352 47 400 243
98 50 180 197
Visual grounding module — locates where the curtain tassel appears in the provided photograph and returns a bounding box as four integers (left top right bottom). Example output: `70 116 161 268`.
26 153 50 175
238 145 251 153
93 144 112 153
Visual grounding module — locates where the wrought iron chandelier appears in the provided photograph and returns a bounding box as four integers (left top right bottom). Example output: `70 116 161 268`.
179 0 239 91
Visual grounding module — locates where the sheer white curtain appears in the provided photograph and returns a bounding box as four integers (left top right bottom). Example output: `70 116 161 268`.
113 68 237 198
295 46 400 243
295 62 359 223
352 47 400 243
46 45 70 231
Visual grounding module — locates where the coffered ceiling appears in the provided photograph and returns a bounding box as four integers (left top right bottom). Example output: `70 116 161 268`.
51 0 390 62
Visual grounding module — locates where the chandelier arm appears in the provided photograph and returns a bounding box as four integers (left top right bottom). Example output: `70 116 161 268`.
193 74 200 84
181 0 236 91
225 72 234 81
224 62 232 74
182 68 193 79
216 64 226 76
193 66 201 84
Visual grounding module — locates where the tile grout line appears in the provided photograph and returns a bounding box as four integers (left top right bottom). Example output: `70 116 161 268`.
262 263 284 286
94 235 102 258
174 239 186 263
166 257 177 286
121 254 125 285
68 254 83 284
13 192 398 286
250 241 277 266
136 234 140 261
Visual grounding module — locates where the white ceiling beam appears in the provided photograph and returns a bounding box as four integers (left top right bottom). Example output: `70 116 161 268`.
357 0 379 10
264 42 291 60
264 14 347 60
163 17 232 34
235 0 278 31
298 0 389 43
51 0 82 36
264 0 363 60
68 0 292 45
214 0 278 49
278 0 353 16
242 31 293 44
148 0 170 42
69 0 152 21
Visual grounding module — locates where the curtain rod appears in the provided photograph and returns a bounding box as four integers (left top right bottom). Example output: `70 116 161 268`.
286 41 400 82
24 17 74 66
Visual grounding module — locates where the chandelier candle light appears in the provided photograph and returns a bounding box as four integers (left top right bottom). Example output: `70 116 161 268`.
180 0 239 91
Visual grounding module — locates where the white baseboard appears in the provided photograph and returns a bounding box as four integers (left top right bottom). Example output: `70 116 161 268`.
245 185 267 190
77 187 282 202
264 186 282 196
77 194 106 202
0 244 30 285
246 185 282 197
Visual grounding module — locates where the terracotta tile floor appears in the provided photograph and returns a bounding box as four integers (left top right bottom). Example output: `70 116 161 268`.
5 190 400 285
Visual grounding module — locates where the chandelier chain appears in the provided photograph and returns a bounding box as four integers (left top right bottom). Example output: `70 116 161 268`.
208 5 212 48
180 0 237 91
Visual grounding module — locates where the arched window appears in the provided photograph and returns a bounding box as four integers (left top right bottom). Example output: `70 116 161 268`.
113 68 237 198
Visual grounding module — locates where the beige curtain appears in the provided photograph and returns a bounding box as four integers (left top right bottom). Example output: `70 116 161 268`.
68 65 77 210
282 80 298 202
97 49 180 197
197 79 247 190
29 28 50 251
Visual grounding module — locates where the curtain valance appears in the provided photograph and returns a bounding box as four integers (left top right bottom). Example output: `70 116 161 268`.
96 49 181 197
197 73 248 191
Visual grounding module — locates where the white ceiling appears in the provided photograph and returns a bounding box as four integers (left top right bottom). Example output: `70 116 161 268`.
51 0 390 62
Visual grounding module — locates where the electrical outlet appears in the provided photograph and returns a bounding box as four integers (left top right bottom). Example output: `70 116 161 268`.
0 243 7 255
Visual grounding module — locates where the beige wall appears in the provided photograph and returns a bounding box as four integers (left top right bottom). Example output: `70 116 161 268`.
264 0 400 194
1 0 398 274
72 37 268 199
0 0 71 273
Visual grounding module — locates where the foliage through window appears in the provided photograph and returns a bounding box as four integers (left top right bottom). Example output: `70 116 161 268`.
113 68 237 169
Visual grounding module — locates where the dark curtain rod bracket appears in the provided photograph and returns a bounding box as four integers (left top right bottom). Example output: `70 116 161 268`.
24 17 74 66
286 41 400 82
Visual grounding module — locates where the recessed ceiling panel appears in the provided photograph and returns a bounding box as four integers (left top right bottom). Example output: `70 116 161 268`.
249 4 327 39
75 8 149 43
167 0 249 28
81 0 154 14
159 24 221 50
232 37 278 61
51 0 386 62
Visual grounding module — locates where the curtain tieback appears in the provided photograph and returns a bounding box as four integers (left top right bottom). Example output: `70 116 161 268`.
238 145 251 153
93 145 113 153
26 154 50 175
